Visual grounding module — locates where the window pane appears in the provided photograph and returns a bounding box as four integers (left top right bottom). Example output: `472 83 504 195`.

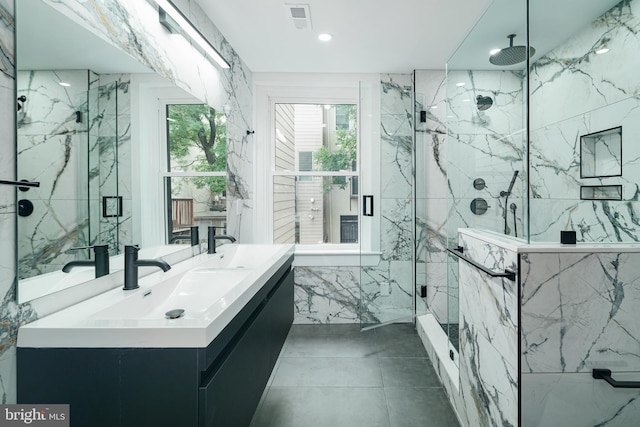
273 176 359 244
167 104 226 173
274 103 357 172
165 177 227 242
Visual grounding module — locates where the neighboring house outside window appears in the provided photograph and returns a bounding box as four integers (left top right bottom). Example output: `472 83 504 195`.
273 103 358 245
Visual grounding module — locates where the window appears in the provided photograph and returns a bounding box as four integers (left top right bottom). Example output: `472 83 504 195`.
273 103 358 245
335 105 350 130
163 103 227 242
340 215 358 243
298 151 313 182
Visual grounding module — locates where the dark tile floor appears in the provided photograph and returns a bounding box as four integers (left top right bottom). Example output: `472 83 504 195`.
250 323 460 427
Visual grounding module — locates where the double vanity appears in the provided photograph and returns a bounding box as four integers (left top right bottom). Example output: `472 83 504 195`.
17 243 295 427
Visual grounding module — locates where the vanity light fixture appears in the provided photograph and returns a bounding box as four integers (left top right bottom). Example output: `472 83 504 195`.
155 0 230 69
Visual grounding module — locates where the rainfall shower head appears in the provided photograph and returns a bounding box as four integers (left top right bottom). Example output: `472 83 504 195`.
489 34 535 66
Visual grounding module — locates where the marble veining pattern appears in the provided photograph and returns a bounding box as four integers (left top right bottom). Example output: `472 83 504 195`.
294 266 360 324
521 251 640 374
457 232 518 427
446 70 526 242
530 0 640 243
14 67 134 383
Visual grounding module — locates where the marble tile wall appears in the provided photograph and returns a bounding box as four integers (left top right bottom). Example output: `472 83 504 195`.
455 231 518 427
529 0 640 243
0 0 253 404
520 250 640 425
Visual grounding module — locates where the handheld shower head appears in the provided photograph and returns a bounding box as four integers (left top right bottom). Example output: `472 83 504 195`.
500 170 519 197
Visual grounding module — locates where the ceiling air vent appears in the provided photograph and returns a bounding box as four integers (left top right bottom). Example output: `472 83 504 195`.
285 4 312 30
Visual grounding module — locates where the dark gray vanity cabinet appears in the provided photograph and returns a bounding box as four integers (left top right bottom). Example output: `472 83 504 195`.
17 258 294 427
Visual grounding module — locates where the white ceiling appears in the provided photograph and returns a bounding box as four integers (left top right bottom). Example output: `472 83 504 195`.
17 0 624 75
199 0 622 73
198 0 494 73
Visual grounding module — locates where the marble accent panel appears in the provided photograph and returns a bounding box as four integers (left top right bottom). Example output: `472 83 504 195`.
529 0 640 243
521 251 640 373
456 231 518 427
293 266 360 324
522 372 640 427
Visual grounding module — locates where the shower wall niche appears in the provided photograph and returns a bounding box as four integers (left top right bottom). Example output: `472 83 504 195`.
580 127 622 178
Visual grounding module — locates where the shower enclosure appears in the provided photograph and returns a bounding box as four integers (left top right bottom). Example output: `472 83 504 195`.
417 0 640 425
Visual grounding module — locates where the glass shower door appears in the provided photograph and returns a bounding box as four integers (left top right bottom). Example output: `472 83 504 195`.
359 76 426 330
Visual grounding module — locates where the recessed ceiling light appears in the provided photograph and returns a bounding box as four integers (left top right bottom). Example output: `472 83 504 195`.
456 82 465 87
462 99 471 103
595 47 610 55
489 48 502 55
318 33 332 42
430 105 438 109
58 82 71 87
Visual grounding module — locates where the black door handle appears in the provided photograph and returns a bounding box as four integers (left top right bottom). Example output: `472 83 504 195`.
593 369 640 389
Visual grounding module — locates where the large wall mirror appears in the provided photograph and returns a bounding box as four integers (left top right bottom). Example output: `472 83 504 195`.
16 0 226 303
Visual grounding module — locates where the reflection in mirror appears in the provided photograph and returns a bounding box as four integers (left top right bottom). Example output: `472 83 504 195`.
15 0 222 303
164 105 228 243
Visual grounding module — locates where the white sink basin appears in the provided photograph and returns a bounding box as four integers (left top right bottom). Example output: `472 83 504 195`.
18 244 294 348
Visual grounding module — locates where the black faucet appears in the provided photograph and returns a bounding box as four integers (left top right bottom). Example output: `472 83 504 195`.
207 226 236 254
62 244 110 278
123 245 171 290
169 226 199 246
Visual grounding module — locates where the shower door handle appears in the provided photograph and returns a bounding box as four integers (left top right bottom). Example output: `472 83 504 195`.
446 247 516 282
363 195 374 217
593 369 640 389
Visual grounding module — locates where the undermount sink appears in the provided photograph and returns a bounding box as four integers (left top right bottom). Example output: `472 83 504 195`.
18 244 294 348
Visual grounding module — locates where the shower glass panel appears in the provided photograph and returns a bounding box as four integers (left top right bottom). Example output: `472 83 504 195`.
88 81 121 251
444 0 529 359
360 76 427 330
